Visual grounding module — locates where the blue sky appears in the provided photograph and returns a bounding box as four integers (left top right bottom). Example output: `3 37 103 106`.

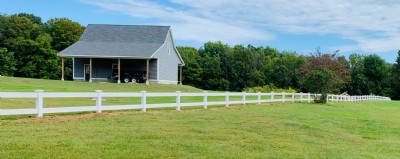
1 0 399 63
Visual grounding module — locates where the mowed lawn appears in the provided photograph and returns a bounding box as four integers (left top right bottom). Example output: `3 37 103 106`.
1 101 399 158
0 76 203 92
0 76 266 109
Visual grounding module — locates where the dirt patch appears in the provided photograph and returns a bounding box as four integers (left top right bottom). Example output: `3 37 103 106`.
0 111 122 123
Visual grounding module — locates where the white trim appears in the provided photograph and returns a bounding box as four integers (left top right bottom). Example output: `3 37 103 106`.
148 79 178 84
60 55 151 59
157 59 159 80
92 78 108 80
72 57 75 78
73 77 107 80
168 44 170 55
84 64 89 81
168 29 185 66
112 63 118 69
150 28 170 58
150 42 166 58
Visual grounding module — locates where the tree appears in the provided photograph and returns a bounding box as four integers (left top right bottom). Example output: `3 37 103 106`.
345 54 369 95
363 54 391 96
230 45 253 91
12 13 43 26
392 50 400 99
198 42 231 90
0 48 16 76
270 51 306 89
1 15 42 42
8 34 59 79
247 45 267 87
44 18 84 80
177 46 203 87
300 67 336 94
199 55 228 90
44 18 85 51
199 41 231 81
299 49 351 101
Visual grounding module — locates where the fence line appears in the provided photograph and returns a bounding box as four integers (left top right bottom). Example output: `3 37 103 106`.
0 90 391 117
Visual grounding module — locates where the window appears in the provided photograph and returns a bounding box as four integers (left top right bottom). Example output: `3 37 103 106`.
112 64 118 69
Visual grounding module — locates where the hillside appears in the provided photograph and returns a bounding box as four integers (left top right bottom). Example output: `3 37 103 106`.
1 101 399 158
0 76 203 92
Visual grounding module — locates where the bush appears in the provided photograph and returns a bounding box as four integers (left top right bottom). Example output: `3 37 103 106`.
313 93 327 103
244 84 296 93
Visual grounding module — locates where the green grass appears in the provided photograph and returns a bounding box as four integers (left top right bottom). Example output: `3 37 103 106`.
0 76 203 92
0 101 399 158
0 76 268 109
1 77 399 158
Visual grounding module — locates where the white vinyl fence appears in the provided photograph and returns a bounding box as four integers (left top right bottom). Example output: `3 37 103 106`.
0 90 391 117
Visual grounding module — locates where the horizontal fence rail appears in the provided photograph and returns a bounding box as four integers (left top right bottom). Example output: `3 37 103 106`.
0 90 391 117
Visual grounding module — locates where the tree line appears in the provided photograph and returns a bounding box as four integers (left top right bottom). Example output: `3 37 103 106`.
0 13 84 80
0 13 399 99
178 42 400 100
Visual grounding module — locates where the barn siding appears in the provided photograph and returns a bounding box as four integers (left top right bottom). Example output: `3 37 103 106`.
74 58 148 80
152 30 181 83
120 59 146 71
74 58 87 78
92 59 115 79
149 59 157 80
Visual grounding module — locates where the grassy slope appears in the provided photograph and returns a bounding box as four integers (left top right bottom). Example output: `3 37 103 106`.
0 101 399 158
0 76 202 92
0 76 261 109
0 76 207 109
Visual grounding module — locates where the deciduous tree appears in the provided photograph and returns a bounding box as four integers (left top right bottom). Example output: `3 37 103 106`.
0 48 16 76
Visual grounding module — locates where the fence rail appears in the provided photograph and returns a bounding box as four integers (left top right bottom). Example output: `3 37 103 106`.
0 90 391 117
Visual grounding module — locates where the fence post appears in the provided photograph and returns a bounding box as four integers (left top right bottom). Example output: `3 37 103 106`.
308 93 311 103
203 91 208 109
300 92 303 103
271 92 274 102
282 92 285 103
35 90 44 117
225 91 229 107
327 94 329 103
291 92 295 102
176 91 181 111
258 92 261 104
95 90 102 113
141 91 147 112
242 92 246 105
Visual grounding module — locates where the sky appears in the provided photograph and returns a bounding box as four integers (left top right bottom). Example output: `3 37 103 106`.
1 0 399 63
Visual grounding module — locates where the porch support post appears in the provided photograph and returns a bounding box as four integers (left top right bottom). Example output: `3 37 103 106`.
117 58 121 83
89 58 92 82
179 65 183 85
61 57 64 81
146 59 149 85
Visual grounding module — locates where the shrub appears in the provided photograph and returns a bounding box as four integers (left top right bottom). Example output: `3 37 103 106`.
244 84 296 93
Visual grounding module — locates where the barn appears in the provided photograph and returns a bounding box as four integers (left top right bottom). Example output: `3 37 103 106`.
58 24 185 84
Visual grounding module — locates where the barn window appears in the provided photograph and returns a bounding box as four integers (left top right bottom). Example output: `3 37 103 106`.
112 64 118 69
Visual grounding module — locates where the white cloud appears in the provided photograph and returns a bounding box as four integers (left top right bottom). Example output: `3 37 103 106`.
80 0 274 45
81 0 400 52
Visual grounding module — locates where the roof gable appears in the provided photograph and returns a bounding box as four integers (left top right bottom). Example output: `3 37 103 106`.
80 24 170 43
58 24 171 58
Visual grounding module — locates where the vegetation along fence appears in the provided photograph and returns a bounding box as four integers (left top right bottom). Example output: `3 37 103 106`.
0 90 391 117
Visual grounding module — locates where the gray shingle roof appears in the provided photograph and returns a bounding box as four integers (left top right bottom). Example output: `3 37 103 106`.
58 24 170 58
